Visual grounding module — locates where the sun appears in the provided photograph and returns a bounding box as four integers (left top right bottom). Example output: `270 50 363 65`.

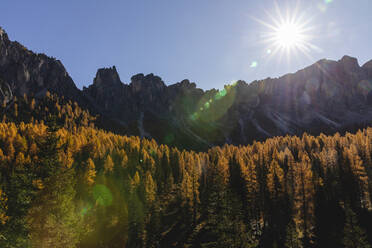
253 2 318 60
274 22 304 49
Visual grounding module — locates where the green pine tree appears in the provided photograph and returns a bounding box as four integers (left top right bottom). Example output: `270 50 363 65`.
27 124 81 248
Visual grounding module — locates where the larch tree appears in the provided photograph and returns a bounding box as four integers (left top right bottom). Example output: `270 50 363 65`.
104 155 114 173
293 153 315 246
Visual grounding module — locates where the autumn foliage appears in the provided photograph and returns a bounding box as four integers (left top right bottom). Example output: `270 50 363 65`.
0 95 371 247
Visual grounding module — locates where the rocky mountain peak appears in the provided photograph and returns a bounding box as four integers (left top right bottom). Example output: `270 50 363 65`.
93 66 122 88
130 73 145 82
339 55 360 72
0 26 8 39
0 27 80 99
180 79 196 88
130 73 165 93
0 27 10 48
362 59 372 69
0 26 5 38
170 79 198 91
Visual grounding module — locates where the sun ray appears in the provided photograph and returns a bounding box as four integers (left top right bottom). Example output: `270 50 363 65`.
254 1 317 62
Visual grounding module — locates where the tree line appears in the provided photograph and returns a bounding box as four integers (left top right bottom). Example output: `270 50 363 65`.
0 93 371 247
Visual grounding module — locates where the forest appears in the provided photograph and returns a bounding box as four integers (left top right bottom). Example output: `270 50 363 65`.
0 93 372 247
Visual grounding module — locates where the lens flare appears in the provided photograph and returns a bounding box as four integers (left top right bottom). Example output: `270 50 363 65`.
215 88 227 101
80 204 92 217
93 184 113 206
358 80 372 98
250 61 258 68
163 133 175 144
190 85 237 123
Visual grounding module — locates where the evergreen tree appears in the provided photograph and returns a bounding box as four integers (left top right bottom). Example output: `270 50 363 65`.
27 124 81 248
84 158 96 186
104 155 114 173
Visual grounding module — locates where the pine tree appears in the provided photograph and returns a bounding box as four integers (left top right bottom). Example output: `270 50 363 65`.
293 153 315 246
84 158 96 186
267 159 284 200
144 171 156 204
27 124 81 248
104 155 114 173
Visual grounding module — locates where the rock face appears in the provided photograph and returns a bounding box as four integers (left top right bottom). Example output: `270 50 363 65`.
2 26 372 150
83 56 372 149
83 70 168 121
81 55 372 150
0 26 81 99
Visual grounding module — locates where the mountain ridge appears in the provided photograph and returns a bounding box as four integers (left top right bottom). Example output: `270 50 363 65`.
1 26 372 150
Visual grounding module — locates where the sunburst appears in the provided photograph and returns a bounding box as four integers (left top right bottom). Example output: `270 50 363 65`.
253 1 318 61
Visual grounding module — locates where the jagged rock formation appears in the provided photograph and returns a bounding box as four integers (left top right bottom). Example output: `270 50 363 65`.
83 69 168 120
0 26 82 99
80 55 372 150
1 26 372 150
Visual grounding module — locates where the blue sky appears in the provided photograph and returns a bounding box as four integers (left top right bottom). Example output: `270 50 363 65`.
1 0 371 89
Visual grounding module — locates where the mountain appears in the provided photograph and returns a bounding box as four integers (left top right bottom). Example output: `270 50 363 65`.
0 27 83 100
1 26 372 150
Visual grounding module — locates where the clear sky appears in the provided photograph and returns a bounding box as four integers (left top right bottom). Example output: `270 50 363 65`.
1 0 371 89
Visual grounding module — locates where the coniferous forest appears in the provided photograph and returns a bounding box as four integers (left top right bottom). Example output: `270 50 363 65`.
0 93 372 247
